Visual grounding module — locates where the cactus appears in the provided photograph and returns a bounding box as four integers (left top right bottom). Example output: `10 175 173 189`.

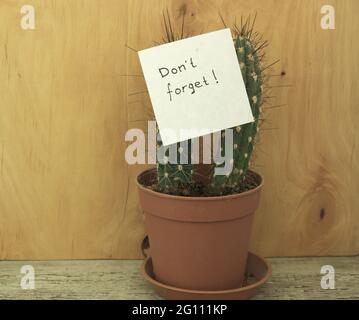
156 126 193 195
154 15 267 196
208 33 263 195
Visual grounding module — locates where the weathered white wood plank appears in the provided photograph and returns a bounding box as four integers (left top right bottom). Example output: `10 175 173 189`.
0 257 358 300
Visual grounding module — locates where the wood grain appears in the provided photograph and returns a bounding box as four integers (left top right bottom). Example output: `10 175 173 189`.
0 257 358 299
0 0 358 259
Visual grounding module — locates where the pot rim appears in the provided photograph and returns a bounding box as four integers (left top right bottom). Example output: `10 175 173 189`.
136 168 264 201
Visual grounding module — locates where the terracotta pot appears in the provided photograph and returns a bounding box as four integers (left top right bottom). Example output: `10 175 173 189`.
136 168 263 291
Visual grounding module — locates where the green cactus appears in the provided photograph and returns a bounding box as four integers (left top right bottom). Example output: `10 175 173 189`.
156 126 193 195
153 15 267 196
208 34 263 195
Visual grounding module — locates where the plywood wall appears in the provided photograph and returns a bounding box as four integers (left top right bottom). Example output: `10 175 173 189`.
0 0 358 259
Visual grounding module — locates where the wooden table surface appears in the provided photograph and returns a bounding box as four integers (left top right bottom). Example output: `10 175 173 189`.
0 256 358 300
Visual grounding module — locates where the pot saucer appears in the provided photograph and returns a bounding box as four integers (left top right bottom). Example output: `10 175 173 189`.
142 252 271 300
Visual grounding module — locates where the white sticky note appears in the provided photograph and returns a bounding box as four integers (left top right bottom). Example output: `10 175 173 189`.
138 28 253 146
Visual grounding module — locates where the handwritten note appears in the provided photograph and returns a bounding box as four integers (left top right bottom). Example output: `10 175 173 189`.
138 28 253 146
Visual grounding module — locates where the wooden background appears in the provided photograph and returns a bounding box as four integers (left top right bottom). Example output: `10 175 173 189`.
0 0 358 260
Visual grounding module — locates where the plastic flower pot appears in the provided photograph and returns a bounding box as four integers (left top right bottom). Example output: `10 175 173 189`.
137 168 263 291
